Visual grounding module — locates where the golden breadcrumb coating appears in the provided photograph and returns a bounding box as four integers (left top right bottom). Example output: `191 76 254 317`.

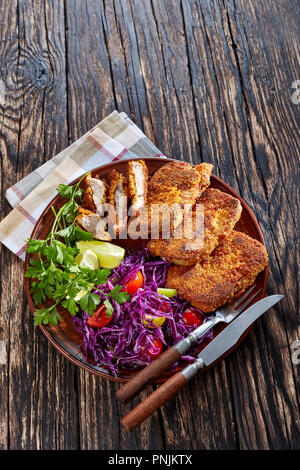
148 161 202 205
147 188 242 265
82 172 107 213
128 161 213 238
166 231 268 312
195 163 214 195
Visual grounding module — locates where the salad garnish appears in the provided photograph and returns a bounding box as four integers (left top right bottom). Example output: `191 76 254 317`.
73 247 213 375
25 178 130 326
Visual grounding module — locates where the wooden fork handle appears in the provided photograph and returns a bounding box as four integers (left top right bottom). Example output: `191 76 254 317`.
116 346 181 404
121 371 187 431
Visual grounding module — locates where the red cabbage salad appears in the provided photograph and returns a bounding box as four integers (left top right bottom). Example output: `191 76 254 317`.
73 247 213 375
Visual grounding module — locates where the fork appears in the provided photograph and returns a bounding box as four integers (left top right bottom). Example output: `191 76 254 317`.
116 285 261 404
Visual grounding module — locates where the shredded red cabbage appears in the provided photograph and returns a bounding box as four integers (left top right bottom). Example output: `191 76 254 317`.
73 247 213 376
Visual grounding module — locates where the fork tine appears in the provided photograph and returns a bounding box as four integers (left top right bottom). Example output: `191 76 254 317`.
235 288 262 315
231 285 256 310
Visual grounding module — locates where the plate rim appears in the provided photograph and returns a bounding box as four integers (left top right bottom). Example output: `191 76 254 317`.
24 157 269 383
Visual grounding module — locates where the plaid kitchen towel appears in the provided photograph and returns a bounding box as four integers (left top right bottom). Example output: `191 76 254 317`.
0 111 166 261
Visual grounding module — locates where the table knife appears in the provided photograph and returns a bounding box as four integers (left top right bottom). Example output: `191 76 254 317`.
121 294 283 431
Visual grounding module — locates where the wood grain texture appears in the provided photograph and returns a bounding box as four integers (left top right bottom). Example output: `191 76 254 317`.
0 0 299 450
0 0 79 450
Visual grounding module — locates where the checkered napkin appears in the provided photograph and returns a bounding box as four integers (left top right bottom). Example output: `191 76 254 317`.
0 111 166 261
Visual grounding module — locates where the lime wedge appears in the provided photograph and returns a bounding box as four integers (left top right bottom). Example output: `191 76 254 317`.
143 314 166 328
75 249 99 270
157 288 177 298
76 241 125 269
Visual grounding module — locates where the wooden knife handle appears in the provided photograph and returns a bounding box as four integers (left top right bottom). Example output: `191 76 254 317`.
121 371 187 431
116 346 181 404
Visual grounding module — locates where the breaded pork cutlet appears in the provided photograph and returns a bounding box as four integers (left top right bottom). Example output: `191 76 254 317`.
128 160 148 212
82 172 107 213
128 161 213 239
195 163 214 195
76 207 111 241
108 169 128 236
166 231 268 312
147 161 212 205
147 161 213 237
147 188 242 266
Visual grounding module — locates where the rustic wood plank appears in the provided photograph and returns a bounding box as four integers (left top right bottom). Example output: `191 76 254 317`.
0 0 20 448
179 0 300 449
64 0 165 449
0 0 298 450
113 0 203 163
0 0 79 449
223 0 300 449
64 0 117 139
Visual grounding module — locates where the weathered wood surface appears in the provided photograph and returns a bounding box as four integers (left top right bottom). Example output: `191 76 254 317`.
0 0 299 450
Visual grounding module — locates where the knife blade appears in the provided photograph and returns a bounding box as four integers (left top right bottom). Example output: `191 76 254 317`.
121 294 283 431
182 294 283 379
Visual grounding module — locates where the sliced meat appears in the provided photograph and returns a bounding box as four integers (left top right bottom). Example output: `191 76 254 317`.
108 169 128 236
82 172 107 213
128 160 148 211
76 207 111 241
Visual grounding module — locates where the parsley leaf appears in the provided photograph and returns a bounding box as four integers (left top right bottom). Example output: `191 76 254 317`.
25 259 46 279
26 239 48 254
57 184 83 200
104 299 114 318
108 285 130 304
26 175 126 326
73 226 94 241
34 306 62 326
79 292 101 315
62 297 79 316
55 225 74 239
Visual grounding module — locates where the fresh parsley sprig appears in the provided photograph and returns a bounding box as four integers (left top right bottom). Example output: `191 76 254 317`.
25 177 130 326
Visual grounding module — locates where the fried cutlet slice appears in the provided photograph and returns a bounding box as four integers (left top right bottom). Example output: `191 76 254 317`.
128 161 213 239
195 163 214 195
147 188 242 266
148 161 211 205
128 160 148 212
166 231 268 312
82 172 107 213
147 161 213 234
108 169 128 236
76 207 111 241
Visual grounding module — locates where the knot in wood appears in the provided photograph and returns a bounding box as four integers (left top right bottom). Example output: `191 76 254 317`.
31 58 53 91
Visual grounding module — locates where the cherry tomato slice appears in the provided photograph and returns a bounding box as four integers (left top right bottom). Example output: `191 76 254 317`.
87 305 112 328
123 270 144 294
146 338 163 359
182 308 203 327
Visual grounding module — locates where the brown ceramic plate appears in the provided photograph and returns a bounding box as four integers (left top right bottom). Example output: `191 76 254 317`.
24 158 269 383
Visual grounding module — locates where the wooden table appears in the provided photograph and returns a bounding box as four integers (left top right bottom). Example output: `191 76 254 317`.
0 0 299 450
